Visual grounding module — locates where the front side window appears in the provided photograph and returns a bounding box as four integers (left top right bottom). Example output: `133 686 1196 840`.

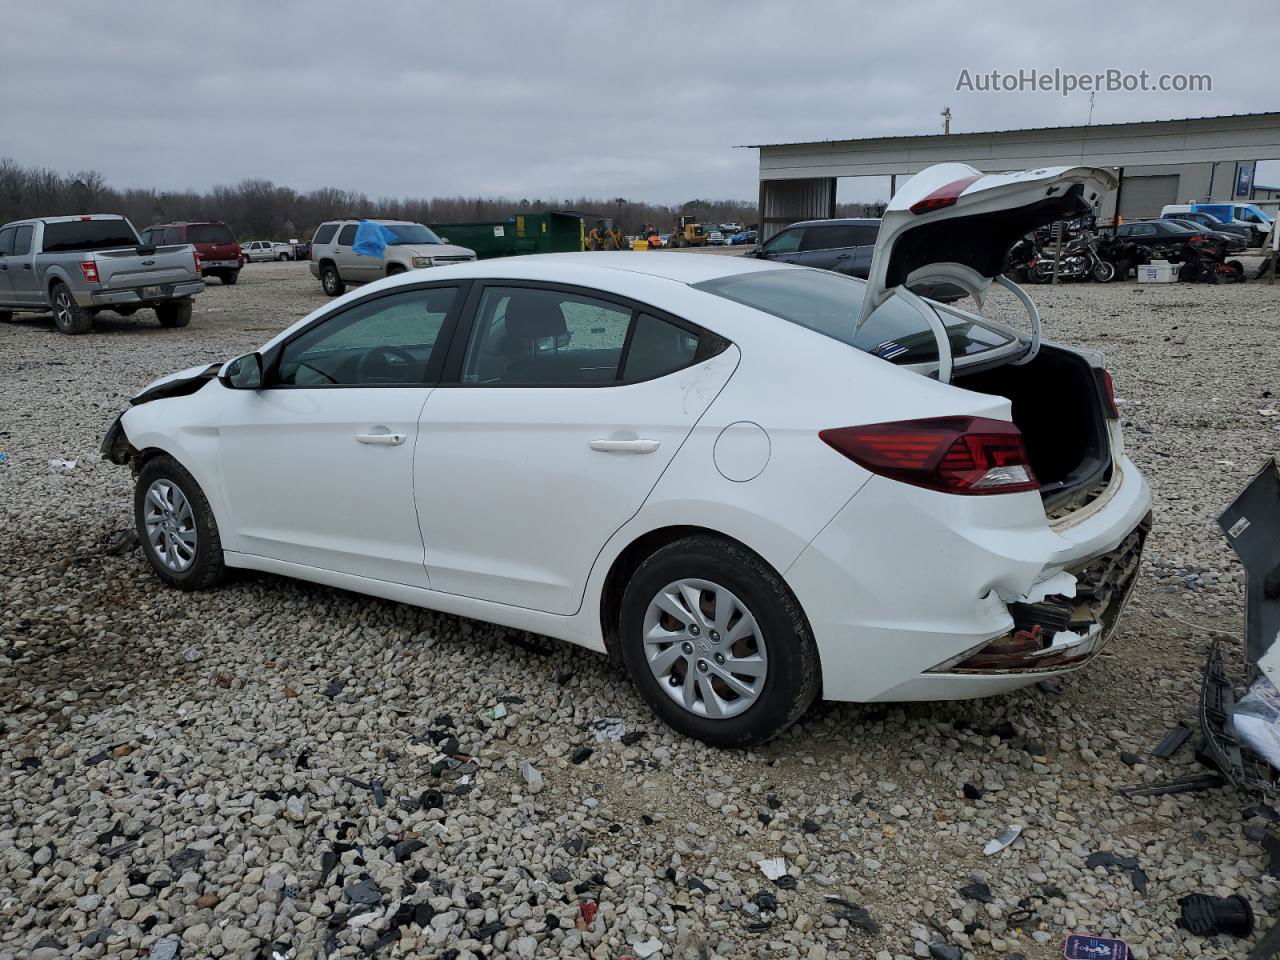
336 224 357 245
763 228 802 255
277 287 457 386
1131 224 1156 237
462 287 632 385
0 227 13 256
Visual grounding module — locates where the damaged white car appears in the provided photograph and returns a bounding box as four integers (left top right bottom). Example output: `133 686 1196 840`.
103 163 1152 746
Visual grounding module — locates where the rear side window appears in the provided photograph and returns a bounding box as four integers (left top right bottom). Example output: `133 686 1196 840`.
623 314 699 381
188 224 234 244
801 224 877 250
163 227 184 244
336 224 357 245
313 223 338 244
42 219 139 253
12 225 33 255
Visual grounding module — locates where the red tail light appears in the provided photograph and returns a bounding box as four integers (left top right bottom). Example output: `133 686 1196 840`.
1187 235 1201 245
79 260 99 284
1096 368 1119 419
193 249 202 274
909 174 982 215
820 417 1039 495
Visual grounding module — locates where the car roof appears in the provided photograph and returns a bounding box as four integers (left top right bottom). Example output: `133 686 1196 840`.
418 251 785 285
786 218 880 229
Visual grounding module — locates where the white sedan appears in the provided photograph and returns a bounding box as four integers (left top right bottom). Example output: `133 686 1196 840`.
103 164 1151 746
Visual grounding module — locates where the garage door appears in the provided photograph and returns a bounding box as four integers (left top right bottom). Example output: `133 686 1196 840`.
1119 175 1179 221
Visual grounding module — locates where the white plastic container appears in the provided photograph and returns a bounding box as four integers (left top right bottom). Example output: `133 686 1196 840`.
1137 261 1178 283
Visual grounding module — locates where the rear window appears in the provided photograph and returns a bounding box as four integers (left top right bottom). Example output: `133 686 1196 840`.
694 269 1013 365
313 223 338 244
42 219 139 253
188 223 235 244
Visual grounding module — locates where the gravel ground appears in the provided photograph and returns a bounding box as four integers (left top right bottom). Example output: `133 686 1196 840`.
2 259 1280 960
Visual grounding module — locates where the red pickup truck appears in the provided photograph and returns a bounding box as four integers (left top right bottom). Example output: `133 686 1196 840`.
140 221 244 284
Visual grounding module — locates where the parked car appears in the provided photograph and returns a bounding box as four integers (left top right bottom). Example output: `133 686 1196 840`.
292 241 311 261
1113 218 1218 253
705 229 726 246
0 214 203 334
756 218 964 301
727 230 757 246
1160 218 1247 253
141 221 243 285
1159 209 1251 243
103 163 1149 746
241 240 292 262
309 219 477 296
1161 203 1273 246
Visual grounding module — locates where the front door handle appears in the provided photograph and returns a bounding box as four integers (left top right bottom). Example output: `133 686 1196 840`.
589 438 660 454
356 432 406 446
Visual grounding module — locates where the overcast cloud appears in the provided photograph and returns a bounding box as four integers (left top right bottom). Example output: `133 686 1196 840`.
2 0 1277 204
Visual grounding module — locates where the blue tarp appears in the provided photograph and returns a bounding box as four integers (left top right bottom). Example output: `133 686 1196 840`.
353 220 399 257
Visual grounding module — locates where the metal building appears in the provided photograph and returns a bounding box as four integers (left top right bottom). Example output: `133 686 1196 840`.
748 112 1280 240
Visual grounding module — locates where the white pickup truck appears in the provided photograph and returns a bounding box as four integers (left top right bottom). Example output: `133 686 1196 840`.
0 214 204 334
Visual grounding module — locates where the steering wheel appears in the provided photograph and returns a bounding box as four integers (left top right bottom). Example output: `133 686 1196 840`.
356 345 418 383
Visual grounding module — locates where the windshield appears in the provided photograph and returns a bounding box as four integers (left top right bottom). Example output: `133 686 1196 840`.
386 223 442 245
695 269 1014 364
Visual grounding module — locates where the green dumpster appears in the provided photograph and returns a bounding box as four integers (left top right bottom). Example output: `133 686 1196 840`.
429 212 583 259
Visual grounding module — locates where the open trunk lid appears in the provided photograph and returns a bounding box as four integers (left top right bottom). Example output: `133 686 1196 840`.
856 163 1117 330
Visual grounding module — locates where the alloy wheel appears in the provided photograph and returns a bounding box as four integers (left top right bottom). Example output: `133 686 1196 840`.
54 291 73 329
143 478 198 572
642 578 768 719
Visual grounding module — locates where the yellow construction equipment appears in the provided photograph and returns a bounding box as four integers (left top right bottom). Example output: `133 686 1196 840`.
667 216 707 248
584 218 625 251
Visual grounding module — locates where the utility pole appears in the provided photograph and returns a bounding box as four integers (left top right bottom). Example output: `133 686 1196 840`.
941 106 951 135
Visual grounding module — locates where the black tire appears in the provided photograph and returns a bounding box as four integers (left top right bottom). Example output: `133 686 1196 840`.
156 299 192 328
0 310 11 323
320 263 345 297
618 535 820 747
114 306 138 317
50 282 92 334
134 455 227 591
1092 260 1115 283
278 253 290 261
387 264 406 276
221 270 239 285
1113 259 1130 281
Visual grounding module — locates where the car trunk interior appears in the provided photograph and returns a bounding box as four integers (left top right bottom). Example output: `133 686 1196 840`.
954 345 1110 513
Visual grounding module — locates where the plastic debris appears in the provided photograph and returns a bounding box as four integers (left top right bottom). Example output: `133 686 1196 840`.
823 896 879 934
578 899 598 926
0 451 7 463
757 857 788 880
149 937 180 960
488 703 508 720
1063 933 1129 960
1152 721 1194 758
49 457 78 473
590 717 626 742
1233 676 1280 770
982 824 1022 855
520 761 543 792
571 746 593 764
1086 851 1148 892
1179 893 1254 937
958 879 993 903
928 944 961 960
344 878 382 905
104 528 139 556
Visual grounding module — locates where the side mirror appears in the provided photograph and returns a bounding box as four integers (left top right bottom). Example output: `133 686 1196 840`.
439 236 451 244
221 353 263 390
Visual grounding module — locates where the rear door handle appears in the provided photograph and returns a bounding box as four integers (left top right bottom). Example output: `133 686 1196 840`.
589 438 660 454
356 432 406 446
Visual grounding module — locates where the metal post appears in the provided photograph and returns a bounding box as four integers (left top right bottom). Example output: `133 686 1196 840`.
1112 167 1125 236
890 174 896 198
1052 223 1063 284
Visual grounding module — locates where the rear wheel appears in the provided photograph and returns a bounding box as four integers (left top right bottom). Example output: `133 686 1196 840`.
221 270 239 285
134 455 226 590
51 282 91 334
156 299 192 328
278 252 290 261
1028 262 1054 284
1092 260 1115 283
619 536 819 747
320 263 345 296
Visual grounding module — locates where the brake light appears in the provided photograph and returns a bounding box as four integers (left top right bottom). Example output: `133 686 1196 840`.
1187 235 1201 245
193 249 202 274
79 260 99 283
909 174 982 215
820 417 1039 495
1096 368 1120 419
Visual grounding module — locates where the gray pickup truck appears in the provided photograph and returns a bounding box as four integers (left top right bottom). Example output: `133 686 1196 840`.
0 214 205 334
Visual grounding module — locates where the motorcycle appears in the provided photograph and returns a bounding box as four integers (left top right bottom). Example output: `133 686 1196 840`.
1027 233 1115 283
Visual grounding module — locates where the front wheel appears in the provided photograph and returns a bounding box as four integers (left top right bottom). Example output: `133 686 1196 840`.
1092 260 1115 283
619 536 819 747
134 455 227 590
156 299 192 328
51 282 92 334
278 253 290 261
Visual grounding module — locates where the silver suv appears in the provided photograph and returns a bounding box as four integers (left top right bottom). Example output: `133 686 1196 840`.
309 220 477 296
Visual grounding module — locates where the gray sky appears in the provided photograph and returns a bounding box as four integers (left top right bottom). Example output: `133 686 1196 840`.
2 0 1277 204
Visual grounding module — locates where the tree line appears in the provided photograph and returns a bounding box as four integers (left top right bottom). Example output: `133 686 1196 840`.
0 158 883 240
